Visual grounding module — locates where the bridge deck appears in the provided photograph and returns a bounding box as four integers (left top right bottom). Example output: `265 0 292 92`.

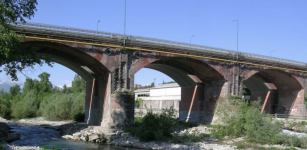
12 22 307 71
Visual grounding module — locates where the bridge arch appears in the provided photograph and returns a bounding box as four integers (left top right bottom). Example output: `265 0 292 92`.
18 41 110 125
243 69 304 115
132 57 227 123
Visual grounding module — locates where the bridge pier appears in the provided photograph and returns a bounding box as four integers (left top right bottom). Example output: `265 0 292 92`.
179 81 228 124
84 76 107 125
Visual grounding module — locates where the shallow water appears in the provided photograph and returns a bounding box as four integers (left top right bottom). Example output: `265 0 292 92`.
8 124 140 150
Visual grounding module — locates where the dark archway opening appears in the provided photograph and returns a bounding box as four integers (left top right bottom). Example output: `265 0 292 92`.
2 41 110 125
134 57 225 124
243 69 303 115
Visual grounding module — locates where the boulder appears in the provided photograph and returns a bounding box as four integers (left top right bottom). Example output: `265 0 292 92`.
62 135 73 140
88 134 100 142
104 133 116 143
72 132 81 140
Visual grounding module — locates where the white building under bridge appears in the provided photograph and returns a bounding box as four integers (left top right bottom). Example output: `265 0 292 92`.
134 83 181 116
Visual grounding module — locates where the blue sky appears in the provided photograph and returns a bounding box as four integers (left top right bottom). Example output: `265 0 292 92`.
1 0 307 87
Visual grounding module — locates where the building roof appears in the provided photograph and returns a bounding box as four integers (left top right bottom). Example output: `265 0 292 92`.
134 83 179 93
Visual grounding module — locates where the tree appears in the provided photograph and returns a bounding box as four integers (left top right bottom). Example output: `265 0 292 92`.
38 72 52 93
9 84 20 97
71 75 85 93
0 0 52 81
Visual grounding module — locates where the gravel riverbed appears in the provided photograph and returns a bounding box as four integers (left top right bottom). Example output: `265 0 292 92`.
1 117 305 150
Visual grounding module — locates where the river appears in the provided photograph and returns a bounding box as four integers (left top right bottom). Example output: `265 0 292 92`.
8 124 140 150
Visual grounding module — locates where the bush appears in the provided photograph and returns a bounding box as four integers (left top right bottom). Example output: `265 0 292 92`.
11 91 38 119
135 98 142 108
125 108 177 142
40 92 85 121
215 100 283 144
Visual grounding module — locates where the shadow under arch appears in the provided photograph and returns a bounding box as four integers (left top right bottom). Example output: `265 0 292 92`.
16 41 110 125
135 57 226 124
243 69 303 115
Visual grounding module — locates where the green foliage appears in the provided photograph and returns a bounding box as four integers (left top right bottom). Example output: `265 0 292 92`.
0 72 87 121
283 136 307 149
215 99 307 148
0 0 53 81
0 90 11 119
11 91 38 119
115 90 134 99
162 81 176 84
135 98 142 108
237 145 245 149
124 108 177 142
40 92 85 121
71 75 85 93
229 95 242 100
215 100 283 144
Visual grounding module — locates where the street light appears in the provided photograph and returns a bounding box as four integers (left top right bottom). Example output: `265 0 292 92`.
97 20 100 33
232 19 239 96
190 35 194 44
270 50 275 57
232 19 239 62
124 0 127 36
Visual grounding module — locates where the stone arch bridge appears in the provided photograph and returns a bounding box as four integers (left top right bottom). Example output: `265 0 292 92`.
11 22 307 128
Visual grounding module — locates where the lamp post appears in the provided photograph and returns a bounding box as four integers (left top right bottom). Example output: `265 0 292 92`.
190 35 194 44
232 19 239 62
270 50 275 57
97 20 100 33
232 19 239 95
124 0 127 36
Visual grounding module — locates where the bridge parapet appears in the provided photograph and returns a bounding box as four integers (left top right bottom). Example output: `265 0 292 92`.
13 22 307 71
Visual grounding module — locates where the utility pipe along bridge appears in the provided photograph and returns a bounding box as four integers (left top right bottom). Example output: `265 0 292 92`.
10 22 307 127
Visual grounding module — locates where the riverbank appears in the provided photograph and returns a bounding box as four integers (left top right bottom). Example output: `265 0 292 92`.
1 117 306 150
0 117 73 150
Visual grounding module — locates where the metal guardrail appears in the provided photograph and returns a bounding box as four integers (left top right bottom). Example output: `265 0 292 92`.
12 22 307 70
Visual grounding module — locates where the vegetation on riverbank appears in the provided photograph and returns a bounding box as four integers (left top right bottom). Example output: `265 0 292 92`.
125 97 307 149
213 99 307 149
0 73 85 121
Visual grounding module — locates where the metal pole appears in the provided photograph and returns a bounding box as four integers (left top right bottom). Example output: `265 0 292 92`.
124 0 126 36
190 35 194 44
232 19 239 95
97 20 100 33
270 50 275 57
123 0 127 46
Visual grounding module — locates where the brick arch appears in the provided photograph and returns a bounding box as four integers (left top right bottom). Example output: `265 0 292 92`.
132 57 225 86
132 57 227 124
20 41 109 80
19 41 111 125
243 69 304 115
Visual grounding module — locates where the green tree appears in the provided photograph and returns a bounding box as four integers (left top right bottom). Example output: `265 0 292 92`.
0 90 11 119
9 84 20 96
38 72 52 93
71 75 85 93
0 0 52 81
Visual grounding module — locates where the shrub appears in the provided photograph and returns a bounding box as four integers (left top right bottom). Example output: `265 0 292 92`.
135 98 142 108
40 92 85 121
215 100 283 144
125 108 177 142
11 91 38 119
